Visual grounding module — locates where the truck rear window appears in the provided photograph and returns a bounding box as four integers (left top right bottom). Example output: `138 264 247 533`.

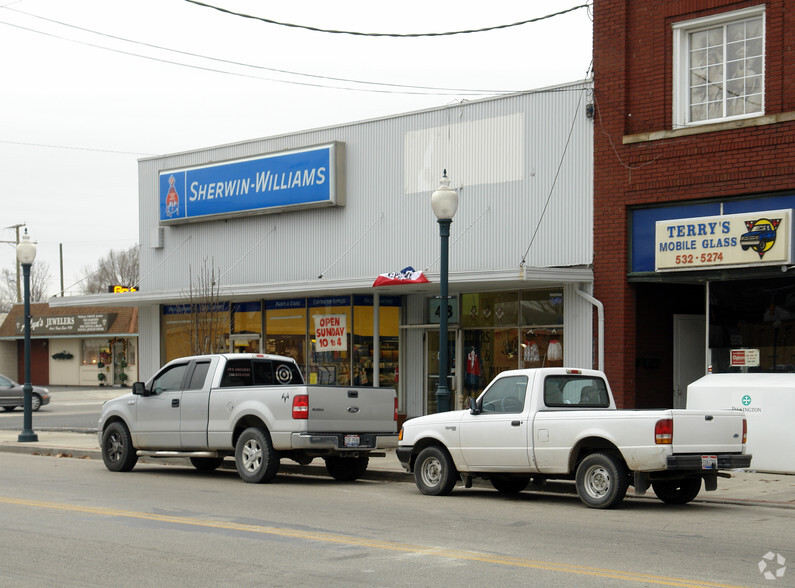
544 375 610 408
220 358 302 387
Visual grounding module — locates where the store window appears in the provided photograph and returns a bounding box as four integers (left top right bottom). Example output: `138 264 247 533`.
81 340 108 366
162 303 230 363
673 6 764 127
709 277 795 372
456 289 564 409
352 295 400 388
309 296 351 385
265 298 307 379
231 302 262 353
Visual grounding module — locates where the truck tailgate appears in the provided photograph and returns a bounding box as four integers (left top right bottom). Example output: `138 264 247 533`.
307 386 396 433
671 409 745 453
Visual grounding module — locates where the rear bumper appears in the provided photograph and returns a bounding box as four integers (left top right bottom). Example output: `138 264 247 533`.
666 453 752 471
290 432 398 451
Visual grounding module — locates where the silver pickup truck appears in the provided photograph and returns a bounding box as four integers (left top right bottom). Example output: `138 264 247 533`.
98 353 397 483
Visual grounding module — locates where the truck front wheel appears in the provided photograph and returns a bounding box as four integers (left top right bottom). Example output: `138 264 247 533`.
324 455 369 481
101 421 138 472
414 446 457 496
652 478 702 505
235 427 279 483
575 452 629 509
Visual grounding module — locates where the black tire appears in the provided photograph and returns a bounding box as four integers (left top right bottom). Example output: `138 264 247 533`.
491 476 531 495
190 457 225 471
652 478 702 505
414 446 458 496
234 427 279 483
2 406 16 412
31 394 42 412
101 421 138 472
575 452 629 509
324 455 369 481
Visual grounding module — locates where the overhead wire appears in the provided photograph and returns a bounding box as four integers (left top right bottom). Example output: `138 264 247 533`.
183 0 591 38
0 6 524 96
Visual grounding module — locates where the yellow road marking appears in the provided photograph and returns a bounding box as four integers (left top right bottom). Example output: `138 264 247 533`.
1 496 745 588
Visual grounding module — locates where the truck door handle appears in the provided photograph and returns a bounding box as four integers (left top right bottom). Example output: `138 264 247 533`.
511 420 521 426
172 399 180 408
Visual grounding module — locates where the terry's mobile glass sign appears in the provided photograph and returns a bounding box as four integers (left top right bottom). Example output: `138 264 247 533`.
159 142 345 224
655 209 792 271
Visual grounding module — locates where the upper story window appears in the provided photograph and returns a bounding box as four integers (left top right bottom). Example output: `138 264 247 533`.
673 6 765 128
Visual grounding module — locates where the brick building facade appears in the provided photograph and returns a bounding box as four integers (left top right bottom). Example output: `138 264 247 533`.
593 1 795 407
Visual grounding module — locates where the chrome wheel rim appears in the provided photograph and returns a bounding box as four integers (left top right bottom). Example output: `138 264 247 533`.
242 439 262 473
107 433 123 463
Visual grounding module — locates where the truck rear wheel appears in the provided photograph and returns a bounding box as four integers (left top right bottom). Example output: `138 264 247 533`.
324 455 369 481
652 478 702 505
101 421 138 472
414 446 457 496
235 427 279 483
575 452 629 509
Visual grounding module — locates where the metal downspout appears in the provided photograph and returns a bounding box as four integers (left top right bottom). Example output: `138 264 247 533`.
575 288 604 372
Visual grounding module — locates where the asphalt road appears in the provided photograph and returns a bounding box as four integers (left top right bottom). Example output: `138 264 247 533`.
0 387 121 432
1 452 792 587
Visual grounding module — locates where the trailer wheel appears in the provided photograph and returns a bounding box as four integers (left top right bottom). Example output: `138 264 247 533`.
324 455 369 481
235 427 279 483
414 446 457 496
652 478 702 505
575 452 629 509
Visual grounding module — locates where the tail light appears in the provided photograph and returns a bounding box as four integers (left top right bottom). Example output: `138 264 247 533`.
394 397 399 422
655 418 673 444
292 394 308 419
742 418 747 444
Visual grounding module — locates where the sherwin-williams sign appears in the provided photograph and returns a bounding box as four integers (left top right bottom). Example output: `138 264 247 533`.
655 209 792 271
159 142 345 224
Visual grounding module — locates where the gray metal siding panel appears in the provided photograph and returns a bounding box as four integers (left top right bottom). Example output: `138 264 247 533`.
138 82 593 294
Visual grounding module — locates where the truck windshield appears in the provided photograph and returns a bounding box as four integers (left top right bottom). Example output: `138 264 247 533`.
544 375 609 408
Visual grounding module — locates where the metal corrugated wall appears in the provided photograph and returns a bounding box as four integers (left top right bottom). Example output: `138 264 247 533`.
138 81 593 295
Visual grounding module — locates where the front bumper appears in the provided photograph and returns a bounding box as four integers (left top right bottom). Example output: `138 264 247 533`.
290 432 398 451
666 453 752 471
396 446 413 471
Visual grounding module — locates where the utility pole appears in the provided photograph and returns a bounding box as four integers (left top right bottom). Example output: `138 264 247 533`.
1 223 26 302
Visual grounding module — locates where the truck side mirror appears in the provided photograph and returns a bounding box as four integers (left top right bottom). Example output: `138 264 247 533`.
131 382 148 396
469 397 481 415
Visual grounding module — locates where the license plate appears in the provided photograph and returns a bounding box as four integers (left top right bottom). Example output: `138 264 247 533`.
701 455 717 469
344 434 360 447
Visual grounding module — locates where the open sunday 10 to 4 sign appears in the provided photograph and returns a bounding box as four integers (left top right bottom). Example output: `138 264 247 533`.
655 209 792 271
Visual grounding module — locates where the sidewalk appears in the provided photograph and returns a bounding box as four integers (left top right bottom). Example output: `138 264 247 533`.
1 429 793 508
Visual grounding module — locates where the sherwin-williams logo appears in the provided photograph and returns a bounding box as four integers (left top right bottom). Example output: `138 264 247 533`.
741 218 781 258
165 175 180 218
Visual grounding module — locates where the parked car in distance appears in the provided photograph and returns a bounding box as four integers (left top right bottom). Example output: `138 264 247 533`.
0 374 50 411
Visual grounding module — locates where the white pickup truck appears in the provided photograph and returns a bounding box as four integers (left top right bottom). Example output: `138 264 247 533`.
98 353 397 483
397 368 751 508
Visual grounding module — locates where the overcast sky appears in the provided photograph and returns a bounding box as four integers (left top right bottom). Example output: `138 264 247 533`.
0 0 592 299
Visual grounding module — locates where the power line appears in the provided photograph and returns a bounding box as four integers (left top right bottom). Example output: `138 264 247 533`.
0 139 154 156
183 0 591 38
2 6 519 96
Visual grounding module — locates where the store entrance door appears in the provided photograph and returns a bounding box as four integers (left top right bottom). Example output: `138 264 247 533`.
230 334 261 353
426 329 460 414
673 314 706 408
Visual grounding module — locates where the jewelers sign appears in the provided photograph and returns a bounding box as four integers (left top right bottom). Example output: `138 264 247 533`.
655 209 792 271
159 142 345 225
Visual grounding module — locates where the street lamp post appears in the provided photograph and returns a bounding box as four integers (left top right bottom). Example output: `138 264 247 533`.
17 229 38 443
431 170 458 412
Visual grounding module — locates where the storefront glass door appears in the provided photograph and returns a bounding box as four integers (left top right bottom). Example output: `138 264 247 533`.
426 329 458 414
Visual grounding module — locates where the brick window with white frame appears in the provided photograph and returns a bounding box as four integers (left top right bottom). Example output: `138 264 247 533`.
672 6 765 127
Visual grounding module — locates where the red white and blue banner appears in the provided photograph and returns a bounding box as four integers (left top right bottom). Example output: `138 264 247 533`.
372 266 430 287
